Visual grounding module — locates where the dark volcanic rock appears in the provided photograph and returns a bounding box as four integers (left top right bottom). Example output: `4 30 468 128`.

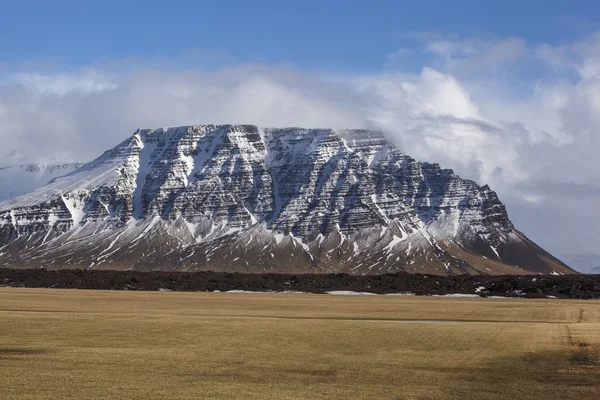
1 269 597 299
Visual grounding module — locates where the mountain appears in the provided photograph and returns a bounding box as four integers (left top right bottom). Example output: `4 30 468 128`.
0 125 574 275
0 163 85 202
567 254 600 274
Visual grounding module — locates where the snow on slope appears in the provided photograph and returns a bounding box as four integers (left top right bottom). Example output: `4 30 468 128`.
0 163 85 202
0 134 140 209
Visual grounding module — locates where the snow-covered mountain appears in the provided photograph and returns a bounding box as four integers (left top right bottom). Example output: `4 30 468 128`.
0 163 85 202
0 125 573 275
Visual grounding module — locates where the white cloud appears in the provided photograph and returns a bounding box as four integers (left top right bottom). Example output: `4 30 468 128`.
535 31 600 79
418 35 527 73
0 65 368 163
14 70 117 95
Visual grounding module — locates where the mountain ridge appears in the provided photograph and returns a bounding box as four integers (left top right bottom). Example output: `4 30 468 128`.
0 124 574 275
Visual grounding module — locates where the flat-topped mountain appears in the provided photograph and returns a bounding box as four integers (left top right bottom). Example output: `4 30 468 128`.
0 125 573 275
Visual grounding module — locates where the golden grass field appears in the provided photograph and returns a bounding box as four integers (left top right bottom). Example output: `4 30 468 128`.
1 288 599 399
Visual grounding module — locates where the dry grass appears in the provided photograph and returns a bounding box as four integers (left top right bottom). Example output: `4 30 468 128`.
0 288 599 399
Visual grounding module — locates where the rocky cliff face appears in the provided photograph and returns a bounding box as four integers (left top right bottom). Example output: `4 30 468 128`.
0 125 573 275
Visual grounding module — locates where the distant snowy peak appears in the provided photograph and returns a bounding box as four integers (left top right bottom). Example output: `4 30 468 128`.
0 163 85 174
567 254 600 274
0 124 573 276
0 162 85 202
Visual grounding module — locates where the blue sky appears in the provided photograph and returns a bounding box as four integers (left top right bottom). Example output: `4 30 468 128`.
2 0 599 72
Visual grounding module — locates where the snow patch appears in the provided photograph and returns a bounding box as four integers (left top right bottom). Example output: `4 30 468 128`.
132 138 158 219
273 232 285 244
384 234 406 252
61 194 84 227
384 292 416 296
327 291 378 296
353 241 360 256
490 245 501 260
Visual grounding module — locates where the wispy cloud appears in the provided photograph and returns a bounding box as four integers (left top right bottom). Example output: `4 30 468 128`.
14 70 117 95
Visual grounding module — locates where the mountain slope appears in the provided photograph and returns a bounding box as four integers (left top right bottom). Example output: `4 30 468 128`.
0 163 85 202
0 125 574 275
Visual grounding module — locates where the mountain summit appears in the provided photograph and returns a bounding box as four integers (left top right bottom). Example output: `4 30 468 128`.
0 125 573 275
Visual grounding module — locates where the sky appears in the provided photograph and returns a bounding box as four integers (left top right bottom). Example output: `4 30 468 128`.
1 0 600 265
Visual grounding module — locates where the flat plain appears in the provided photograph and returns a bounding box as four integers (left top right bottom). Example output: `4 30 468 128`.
0 288 599 399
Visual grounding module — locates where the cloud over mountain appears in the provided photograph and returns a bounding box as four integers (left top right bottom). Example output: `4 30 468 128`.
0 30 599 262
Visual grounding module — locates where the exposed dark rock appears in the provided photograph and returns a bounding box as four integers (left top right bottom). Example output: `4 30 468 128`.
0 269 597 299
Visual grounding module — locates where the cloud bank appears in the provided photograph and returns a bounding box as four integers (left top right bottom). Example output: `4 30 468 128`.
1 31 599 262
